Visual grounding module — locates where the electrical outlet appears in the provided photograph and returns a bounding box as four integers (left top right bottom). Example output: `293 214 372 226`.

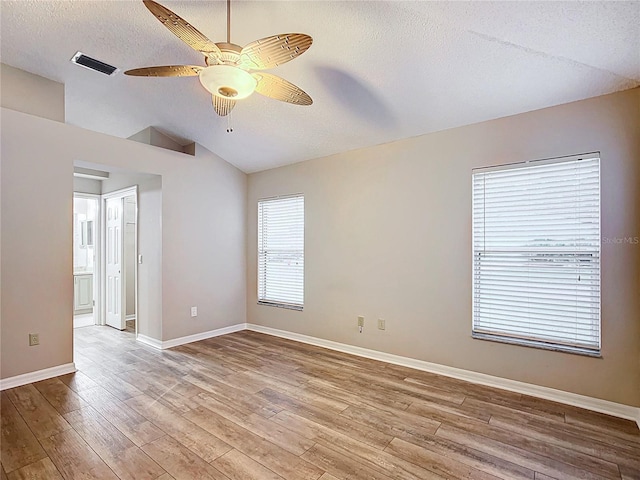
190 306 198 317
357 316 365 327
29 333 40 346
378 319 386 330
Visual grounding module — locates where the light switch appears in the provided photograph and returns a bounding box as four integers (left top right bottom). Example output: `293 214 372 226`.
138 254 143 264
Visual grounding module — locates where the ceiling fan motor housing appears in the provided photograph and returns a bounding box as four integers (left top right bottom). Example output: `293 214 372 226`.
199 43 255 99
208 43 243 65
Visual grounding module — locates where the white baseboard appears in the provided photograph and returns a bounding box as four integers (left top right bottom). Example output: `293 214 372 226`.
136 334 163 350
137 323 247 350
126 315 136 321
246 324 640 428
0 363 76 391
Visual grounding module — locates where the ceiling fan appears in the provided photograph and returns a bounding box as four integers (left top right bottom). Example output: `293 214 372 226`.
125 0 313 118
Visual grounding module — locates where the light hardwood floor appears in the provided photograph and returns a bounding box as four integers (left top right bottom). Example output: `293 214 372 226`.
1 326 639 479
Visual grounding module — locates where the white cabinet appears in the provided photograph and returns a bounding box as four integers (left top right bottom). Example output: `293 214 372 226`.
74 274 93 314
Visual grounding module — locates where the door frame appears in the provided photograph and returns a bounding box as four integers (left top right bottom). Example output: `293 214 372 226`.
101 186 138 334
73 192 101 326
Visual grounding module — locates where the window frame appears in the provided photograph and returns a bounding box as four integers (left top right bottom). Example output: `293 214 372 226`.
257 193 305 311
471 153 601 356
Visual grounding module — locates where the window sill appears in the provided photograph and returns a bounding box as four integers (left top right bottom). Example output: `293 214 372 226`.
472 332 601 358
258 301 303 311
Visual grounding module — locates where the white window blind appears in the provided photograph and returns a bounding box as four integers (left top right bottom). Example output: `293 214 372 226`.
258 195 304 310
472 155 601 354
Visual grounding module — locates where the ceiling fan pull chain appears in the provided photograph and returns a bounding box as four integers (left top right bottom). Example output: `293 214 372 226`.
227 112 234 133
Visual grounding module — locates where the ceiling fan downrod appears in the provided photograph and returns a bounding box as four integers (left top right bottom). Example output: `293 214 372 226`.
227 0 231 44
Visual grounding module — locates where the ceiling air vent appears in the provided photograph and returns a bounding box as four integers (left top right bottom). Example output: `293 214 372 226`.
71 52 118 76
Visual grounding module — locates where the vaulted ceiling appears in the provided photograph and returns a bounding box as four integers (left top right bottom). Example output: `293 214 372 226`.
1 1 638 172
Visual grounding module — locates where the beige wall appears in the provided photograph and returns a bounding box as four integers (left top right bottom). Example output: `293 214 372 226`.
1 107 247 379
247 88 640 407
0 64 64 122
1 112 74 378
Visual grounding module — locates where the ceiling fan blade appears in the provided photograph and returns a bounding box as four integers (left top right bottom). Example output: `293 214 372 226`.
253 72 312 105
143 0 222 61
239 33 312 70
124 65 203 77
212 95 236 116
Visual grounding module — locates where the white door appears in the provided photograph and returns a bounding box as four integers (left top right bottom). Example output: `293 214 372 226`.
105 197 125 330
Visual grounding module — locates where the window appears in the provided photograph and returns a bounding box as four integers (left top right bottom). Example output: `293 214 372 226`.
81 220 94 247
258 194 304 310
472 155 600 355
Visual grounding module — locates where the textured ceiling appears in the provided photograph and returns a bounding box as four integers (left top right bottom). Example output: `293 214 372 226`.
1 1 638 173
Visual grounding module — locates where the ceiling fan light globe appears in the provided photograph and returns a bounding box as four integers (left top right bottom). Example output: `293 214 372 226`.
199 65 257 100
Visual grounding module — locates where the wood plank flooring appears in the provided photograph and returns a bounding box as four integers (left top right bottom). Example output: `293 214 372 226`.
1 326 639 479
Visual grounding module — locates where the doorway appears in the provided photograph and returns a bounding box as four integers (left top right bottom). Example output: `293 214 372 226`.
73 164 161 350
72 194 100 328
